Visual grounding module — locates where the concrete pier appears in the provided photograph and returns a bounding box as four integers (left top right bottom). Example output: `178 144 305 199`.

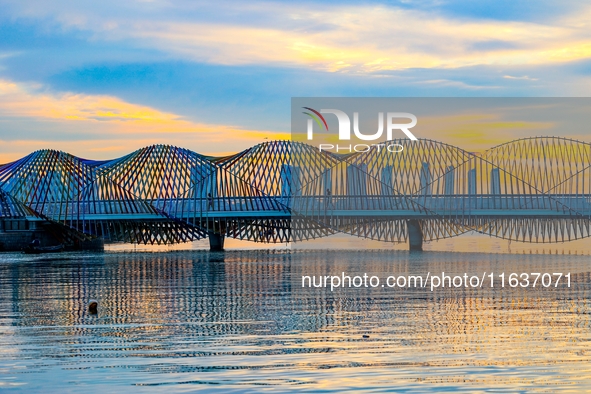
407 219 423 251
208 231 225 251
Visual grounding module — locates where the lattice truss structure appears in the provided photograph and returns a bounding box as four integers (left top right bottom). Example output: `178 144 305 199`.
1 137 590 245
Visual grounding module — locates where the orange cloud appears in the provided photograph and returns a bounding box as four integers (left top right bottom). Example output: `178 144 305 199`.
0 80 288 163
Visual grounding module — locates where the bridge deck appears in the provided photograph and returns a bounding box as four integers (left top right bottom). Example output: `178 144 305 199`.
16 195 591 221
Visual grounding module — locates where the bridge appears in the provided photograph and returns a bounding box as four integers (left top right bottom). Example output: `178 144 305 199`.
1 137 591 250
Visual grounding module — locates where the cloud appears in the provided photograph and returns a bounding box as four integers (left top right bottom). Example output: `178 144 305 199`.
1 1 591 164
2 1 591 73
416 79 499 90
0 79 287 163
0 79 180 123
503 75 539 81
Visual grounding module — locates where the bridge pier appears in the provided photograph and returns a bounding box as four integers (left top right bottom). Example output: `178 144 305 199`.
407 219 423 251
208 231 225 251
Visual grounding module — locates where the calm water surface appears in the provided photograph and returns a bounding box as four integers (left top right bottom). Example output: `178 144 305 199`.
1 249 591 392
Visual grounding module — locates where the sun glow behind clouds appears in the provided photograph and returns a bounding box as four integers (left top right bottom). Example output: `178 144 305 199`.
0 80 180 123
0 79 287 163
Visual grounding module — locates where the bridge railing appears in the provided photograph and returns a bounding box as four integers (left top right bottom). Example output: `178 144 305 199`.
292 194 591 215
21 194 591 221
35 197 290 218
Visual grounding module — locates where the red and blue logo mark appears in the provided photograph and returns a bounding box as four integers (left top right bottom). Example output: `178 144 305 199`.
302 107 328 131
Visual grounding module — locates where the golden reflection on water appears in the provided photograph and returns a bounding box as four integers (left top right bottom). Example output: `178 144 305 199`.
105 231 591 256
0 249 590 391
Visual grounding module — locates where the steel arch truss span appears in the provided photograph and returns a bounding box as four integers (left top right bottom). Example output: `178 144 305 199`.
1 137 591 245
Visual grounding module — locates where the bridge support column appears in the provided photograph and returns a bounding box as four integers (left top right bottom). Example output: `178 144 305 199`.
407 220 423 251
208 231 225 251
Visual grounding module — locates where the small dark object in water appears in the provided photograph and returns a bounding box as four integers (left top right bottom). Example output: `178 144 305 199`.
362 334 370 339
88 300 98 314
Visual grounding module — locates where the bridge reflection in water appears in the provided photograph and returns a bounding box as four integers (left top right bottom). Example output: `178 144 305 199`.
1 137 591 249
1 250 590 390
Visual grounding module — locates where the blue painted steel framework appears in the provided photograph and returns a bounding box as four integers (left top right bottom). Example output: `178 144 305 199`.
1 137 591 245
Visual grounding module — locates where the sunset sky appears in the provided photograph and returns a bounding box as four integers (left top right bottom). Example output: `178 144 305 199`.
1 0 591 163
